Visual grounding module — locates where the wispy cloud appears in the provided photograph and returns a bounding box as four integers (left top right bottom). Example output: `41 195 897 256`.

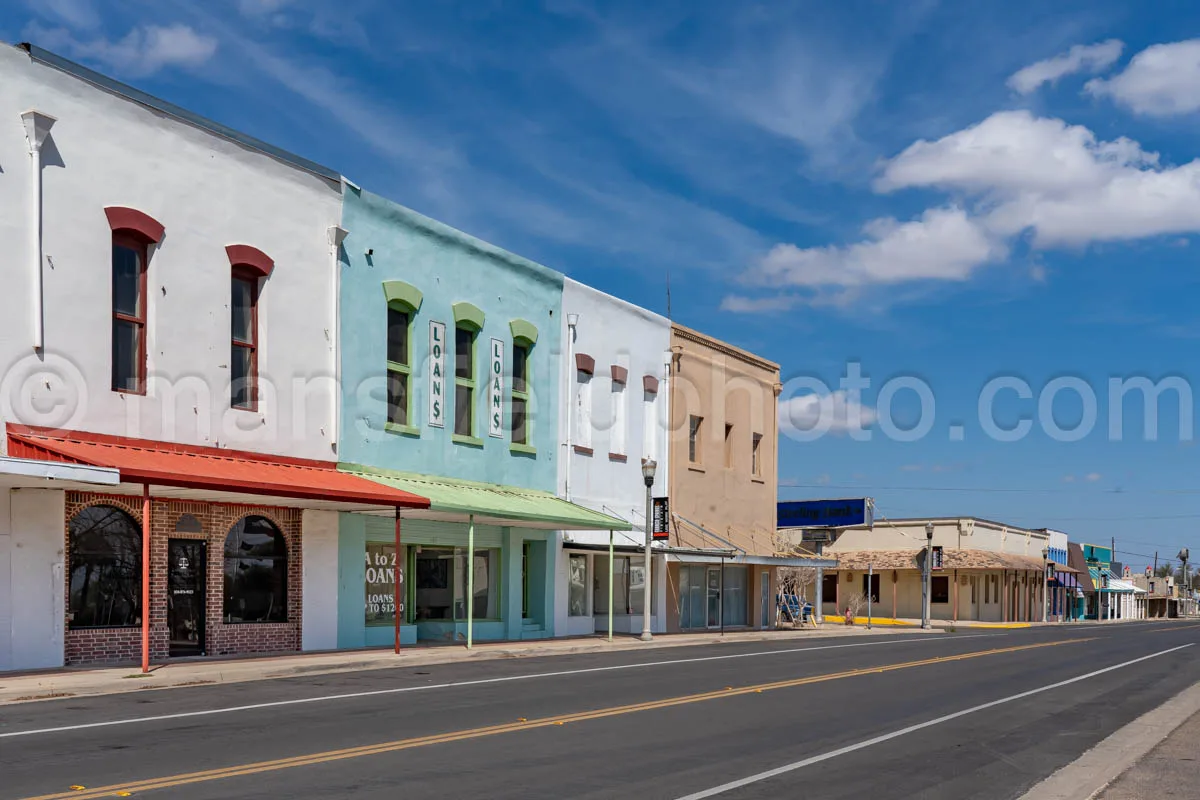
23 21 218 77
1007 39 1123 94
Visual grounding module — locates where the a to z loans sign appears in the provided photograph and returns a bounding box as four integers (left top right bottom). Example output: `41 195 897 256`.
489 338 504 438
428 321 446 428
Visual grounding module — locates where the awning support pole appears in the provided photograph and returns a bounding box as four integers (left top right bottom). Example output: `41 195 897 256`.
608 530 614 643
720 555 725 636
467 514 474 650
394 510 402 654
141 483 151 674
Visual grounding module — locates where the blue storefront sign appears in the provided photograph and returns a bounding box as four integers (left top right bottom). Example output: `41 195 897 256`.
777 498 873 529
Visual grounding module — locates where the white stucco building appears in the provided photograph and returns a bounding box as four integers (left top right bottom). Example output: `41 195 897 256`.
554 278 672 636
0 44 425 672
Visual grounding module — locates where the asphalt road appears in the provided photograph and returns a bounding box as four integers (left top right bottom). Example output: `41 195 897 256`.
2 622 1199 800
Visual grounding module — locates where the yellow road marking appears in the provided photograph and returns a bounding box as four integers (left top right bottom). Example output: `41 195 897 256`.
19 638 1092 800
1149 623 1200 632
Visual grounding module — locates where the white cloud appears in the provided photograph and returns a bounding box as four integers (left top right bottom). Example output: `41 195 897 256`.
26 22 218 77
779 390 877 436
1007 39 1123 95
1086 472 1103 482
751 206 1003 292
1087 39 1200 115
720 294 796 313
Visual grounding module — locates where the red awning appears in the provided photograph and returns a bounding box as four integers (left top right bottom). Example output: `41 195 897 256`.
6 425 429 509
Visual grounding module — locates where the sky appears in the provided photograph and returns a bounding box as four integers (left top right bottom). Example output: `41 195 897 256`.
6 0 1200 570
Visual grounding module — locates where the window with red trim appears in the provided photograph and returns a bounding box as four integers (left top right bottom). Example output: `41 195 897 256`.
111 233 148 393
231 267 259 410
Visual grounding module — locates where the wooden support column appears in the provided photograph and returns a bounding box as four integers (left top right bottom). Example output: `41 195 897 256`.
141 483 151 674
953 569 959 623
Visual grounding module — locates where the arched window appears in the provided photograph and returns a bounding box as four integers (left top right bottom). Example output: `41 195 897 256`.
223 515 288 623
68 505 141 627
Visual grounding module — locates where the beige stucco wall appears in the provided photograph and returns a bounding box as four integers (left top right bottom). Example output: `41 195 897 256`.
819 519 1050 557
667 324 779 556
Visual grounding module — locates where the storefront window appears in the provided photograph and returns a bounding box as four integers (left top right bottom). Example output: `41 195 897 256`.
223 515 287 623
722 566 748 627
932 575 950 604
592 555 652 615
413 546 500 621
68 505 141 628
568 554 588 616
365 542 402 626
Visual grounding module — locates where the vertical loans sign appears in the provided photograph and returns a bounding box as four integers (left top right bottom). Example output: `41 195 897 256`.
428 321 446 427
489 338 504 438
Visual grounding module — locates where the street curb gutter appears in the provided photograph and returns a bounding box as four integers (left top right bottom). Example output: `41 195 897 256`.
1017 679 1200 800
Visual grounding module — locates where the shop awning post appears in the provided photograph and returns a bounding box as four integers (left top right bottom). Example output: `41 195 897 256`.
394 509 402 654
608 529 614 643
467 514 474 650
141 483 151 674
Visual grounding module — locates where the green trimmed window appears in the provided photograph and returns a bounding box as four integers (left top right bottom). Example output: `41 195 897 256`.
387 305 414 427
455 325 477 436
511 341 531 445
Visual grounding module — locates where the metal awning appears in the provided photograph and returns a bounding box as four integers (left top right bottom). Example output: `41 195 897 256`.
340 463 631 531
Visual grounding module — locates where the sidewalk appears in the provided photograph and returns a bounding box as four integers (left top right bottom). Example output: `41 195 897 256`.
1096 706 1200 799
0 624 930 706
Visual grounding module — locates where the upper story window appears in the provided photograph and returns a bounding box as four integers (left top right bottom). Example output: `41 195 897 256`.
111 234 148 394
382 281 424 433
575 353 595 452
509 318 538 449
689 415 703 464
724 423 734 468
642 374 659 462
452 302 485 441
230 270 259 410
610 365 628 457
105 207 164 395
752 432 763 476
225 245 274 412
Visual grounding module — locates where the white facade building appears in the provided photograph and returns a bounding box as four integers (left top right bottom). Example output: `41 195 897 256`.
554 279 672 636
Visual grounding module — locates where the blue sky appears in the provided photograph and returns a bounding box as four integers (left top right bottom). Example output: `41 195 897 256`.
8 0 1200 568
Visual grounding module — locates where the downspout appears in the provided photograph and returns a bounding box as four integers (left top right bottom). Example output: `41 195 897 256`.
327 224 349 451
22 110 55 351
564 313 579 501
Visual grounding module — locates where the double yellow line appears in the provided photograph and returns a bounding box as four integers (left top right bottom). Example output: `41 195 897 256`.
20 638 1089 800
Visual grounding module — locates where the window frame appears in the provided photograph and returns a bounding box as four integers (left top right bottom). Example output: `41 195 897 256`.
68 504 142 629
386 302 416 431
111 232 149 395
751 432 763 476
510 340 532 446
222 515 288 624
230 266 260 411
454 324 478 439
724 423 734 468
688 415 703 464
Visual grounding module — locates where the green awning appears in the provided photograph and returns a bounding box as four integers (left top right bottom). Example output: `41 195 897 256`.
339 463 632 531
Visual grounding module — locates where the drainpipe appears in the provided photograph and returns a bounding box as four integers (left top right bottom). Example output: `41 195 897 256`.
22 110 55 351
327 224 349 451
564 313 579 500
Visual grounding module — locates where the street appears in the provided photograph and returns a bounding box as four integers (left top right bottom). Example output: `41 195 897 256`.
1 623 1198 799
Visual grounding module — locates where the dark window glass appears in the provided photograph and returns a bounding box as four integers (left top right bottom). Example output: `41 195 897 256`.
231 344 253 409
223 515 287 623
931 575 950 604
69 505 141 627
455 327 474 379
511 397 527 444
388 308 410 366
822 573 838 604
112 244 142 317
231 276 254 344
862 573 881 603
414 547 453 621
387 371 409 426
112 320 141 393
455 383 474 436
512 344 529 394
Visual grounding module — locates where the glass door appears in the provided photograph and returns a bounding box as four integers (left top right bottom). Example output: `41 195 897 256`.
167 539 206 657
707 567 722 628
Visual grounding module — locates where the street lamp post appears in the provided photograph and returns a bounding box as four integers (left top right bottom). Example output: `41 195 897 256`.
1042 546 1050 624
922 522 933 630
640 459 657 642
1180 549 1191 618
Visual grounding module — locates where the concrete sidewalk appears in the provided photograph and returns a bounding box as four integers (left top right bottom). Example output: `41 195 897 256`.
1096 706 1200 799
0 624 930 705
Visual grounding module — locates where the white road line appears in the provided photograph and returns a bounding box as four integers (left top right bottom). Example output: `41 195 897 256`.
0 634 995 739
675 643 1194 800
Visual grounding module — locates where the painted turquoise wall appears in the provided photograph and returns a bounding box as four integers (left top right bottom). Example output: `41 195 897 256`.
338 187 564 489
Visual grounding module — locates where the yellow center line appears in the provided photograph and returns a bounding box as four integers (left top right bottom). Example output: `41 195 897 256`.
1149 623 1200 632
19 638 1092 800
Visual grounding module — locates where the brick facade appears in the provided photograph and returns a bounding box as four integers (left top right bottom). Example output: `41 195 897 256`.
64 491 303 666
